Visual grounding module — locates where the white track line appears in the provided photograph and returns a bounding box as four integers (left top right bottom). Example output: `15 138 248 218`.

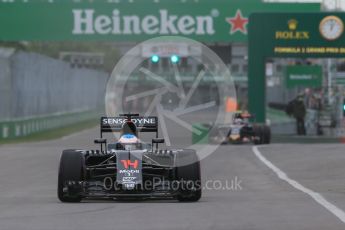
252 146 345 224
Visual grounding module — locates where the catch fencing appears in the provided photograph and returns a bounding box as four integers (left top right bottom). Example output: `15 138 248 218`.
0 48 109 138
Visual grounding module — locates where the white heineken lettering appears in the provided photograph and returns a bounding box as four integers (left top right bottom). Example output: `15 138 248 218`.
159 9 178 34
142 15 159 34
123 15 141 34
112 9 121 34
72 9 95 34
94 15 112 34
72 9 215 36
196 16 215 35
178 16 195 35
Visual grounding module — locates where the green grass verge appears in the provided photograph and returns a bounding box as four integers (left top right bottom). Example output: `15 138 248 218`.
267 107 294 124
0 119 98 145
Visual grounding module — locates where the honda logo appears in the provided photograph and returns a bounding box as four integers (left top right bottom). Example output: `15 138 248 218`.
120 159 139 169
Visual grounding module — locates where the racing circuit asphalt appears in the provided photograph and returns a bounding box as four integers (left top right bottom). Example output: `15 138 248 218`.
1 127 345 230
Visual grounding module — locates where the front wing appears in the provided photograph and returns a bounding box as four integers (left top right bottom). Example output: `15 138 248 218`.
64 150 183 199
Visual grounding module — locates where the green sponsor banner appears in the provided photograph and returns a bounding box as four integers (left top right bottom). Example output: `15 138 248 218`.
335 76 345 85
285 65 322 89
248 13 345 122
250 13 345 58
0 0 319 42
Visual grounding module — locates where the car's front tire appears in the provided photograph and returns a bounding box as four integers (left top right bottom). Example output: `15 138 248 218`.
58 150 84 203
175 150 202 202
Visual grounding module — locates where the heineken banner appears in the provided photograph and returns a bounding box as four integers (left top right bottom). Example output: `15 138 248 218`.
0 0 319 42
285 65 322 89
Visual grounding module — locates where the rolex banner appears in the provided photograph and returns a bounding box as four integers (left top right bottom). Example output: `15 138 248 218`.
0 0 319 42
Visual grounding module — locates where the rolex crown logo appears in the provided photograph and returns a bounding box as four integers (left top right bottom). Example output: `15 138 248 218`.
288 19 298 30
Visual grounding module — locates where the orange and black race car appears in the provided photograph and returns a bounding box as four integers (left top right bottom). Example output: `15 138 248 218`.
58 113 201 202
211 112 271 145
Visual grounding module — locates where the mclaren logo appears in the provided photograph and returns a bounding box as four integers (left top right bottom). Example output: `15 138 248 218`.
275 19 309 40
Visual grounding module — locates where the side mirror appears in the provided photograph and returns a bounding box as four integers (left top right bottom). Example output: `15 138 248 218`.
94 138 107 144
152 138 164 144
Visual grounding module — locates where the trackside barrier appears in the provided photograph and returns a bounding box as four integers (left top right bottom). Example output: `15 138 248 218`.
0 110 102 139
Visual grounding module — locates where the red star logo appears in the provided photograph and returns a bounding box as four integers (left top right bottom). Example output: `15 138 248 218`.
226 9 249 34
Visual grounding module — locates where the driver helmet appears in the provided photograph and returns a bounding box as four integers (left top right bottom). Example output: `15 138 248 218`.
119 121 138 143
234 118 243 125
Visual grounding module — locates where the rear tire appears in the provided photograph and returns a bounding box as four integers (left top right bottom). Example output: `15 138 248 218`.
175 150 201 202
58 150 84 203
253 126 263 145
262 125 271 144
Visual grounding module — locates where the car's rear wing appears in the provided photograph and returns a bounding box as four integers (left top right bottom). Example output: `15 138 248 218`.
100 115 158 136
95 114 160 151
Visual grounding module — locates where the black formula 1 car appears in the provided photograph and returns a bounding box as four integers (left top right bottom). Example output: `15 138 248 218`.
58 114 201 202
210 112 271 145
